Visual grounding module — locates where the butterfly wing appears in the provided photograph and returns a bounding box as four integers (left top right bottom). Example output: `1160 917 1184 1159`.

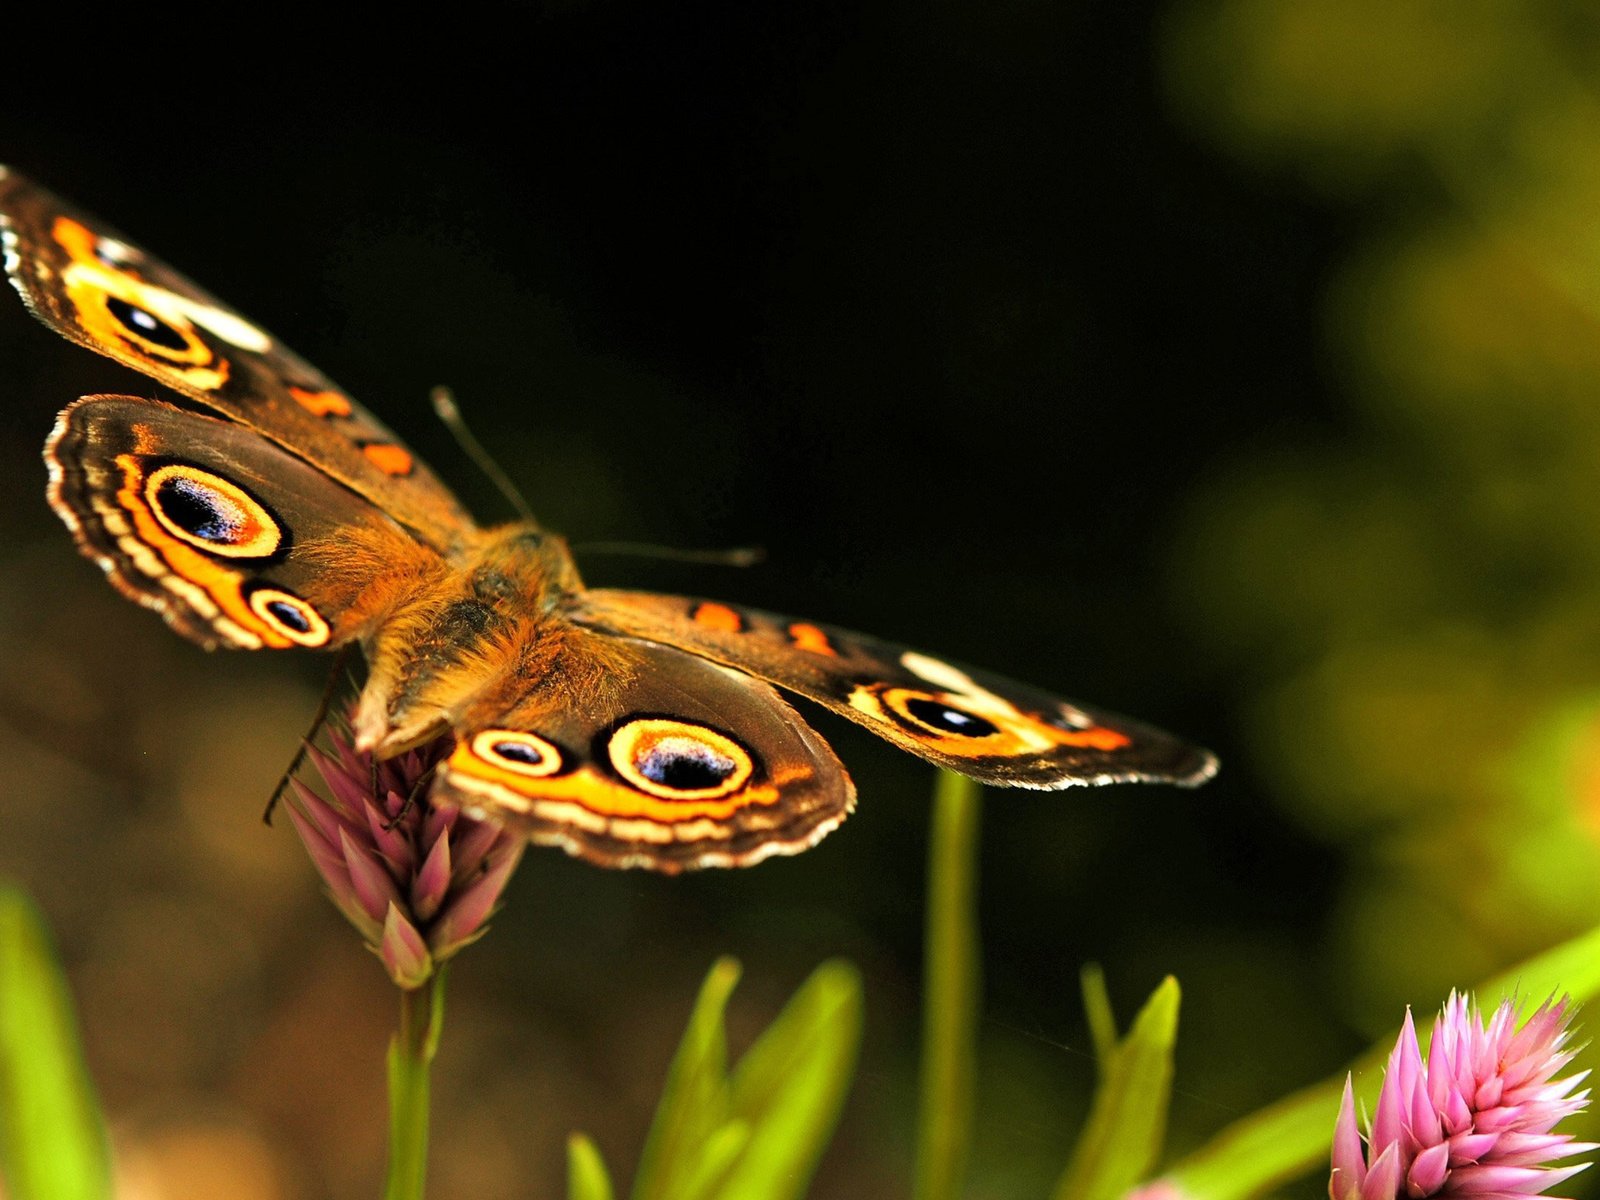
567 591 1217 789
434 630 854 872
48 394 442 651
0 167 475 551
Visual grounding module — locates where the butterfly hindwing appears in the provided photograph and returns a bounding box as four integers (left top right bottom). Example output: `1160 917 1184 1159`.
0 167 475 551
568 591 1217 789
48 394 440 651
434 632 854 872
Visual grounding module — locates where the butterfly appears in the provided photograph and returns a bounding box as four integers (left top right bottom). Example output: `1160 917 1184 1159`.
0 167 1216 873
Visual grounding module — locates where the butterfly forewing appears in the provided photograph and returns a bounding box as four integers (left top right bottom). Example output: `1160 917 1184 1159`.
569 591 1218 789
0 167 476 552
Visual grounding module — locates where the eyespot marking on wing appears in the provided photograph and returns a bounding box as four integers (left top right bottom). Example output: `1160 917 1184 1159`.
443 726 782 824
244 585 331 647
468 730 566 778
691 602 744 633
70 451 309 649
607 718 755 800
143 463 283 558
49 217 244 389
103 295 193 355
888 691 1001 738
897 652 1130 746
836 647 1141 760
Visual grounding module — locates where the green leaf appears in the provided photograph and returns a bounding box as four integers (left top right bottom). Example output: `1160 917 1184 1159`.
0 886 111 1200
1166 918 1600 1199
710 960 864 1200
568 1133 617 1200
914 770 983 1200
631 957 741 1200
676 1121 749 1200
1053 976 1181 1200
1079 965 1117 1072
620 955 862 1200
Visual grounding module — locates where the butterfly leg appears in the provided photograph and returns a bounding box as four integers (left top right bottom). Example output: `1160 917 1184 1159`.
262 645 354 825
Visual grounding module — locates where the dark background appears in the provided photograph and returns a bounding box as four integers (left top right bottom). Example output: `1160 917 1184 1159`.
0 5 1372 1197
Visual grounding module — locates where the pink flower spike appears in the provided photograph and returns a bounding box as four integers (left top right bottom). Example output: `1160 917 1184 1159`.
283 790 346 877
1332 1078 1369 1195
381 903 434 990
411 829 452 922
338 827 403 924
363 801 417 876
429 843 524 959
285 711 523 989
1328 994 1592 1198
450 820 502 883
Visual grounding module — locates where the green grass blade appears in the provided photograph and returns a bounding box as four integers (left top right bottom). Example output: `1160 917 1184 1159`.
0 886 111 1200
568 1133 617 1200
632 957 741 1200
1166 919 1600 1199
1052 976 1181 1200
914 770 983 1200
712 961 863 1200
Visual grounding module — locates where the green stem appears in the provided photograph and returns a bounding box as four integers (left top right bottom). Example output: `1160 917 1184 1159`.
384 968 447 1200
913 771 982 1200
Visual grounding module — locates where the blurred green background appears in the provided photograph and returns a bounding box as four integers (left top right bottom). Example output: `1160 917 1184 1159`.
4 2 1600 1196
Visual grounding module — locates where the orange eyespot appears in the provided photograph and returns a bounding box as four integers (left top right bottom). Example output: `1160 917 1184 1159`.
246 587 330 647
881 689 1002 739
143 464 283 558
469 730 564 778
607 718 755 800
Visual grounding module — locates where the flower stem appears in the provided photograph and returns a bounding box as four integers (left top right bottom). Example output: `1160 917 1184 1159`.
914 771 982 1200
384 968 447 1200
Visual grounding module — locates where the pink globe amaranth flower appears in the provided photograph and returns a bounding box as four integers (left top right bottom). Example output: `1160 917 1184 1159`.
286 724 524 989
1330 993 1595 1199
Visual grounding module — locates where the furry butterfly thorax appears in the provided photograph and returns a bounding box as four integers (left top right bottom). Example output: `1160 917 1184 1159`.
2 167 1217 872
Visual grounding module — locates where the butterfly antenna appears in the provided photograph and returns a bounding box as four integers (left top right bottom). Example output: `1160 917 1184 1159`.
430 386 539 527
571 541 767 568
263 645 353 825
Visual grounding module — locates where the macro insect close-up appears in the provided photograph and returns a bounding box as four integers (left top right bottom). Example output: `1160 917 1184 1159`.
5 6 1600 1200
0 168 1214 873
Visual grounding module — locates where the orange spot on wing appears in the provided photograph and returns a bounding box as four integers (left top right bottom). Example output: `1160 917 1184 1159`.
787 623 838 656
362 443 414 476
1054 726 1132 751
290 386 353 418
692 602 743 633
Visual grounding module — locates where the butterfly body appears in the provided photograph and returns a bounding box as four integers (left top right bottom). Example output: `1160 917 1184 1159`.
4 167 1216 872
349 521 584 757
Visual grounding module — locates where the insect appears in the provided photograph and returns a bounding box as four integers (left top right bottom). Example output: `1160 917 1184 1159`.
0 167 1216 872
